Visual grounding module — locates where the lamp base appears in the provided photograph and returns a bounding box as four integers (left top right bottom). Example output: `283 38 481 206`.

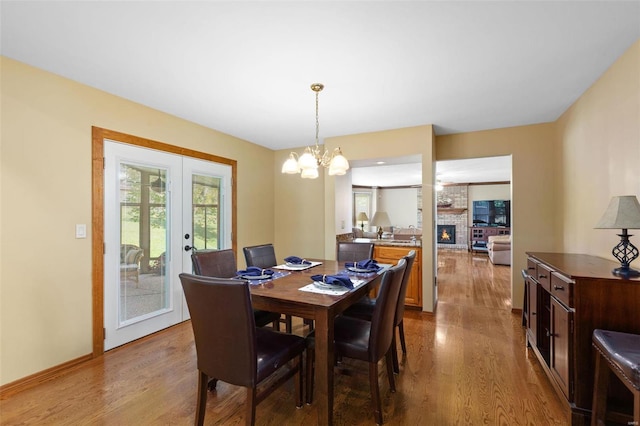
377 227 383 240
612 266 640 279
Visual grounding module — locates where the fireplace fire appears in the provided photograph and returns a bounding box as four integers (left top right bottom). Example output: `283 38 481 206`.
437 225 456 244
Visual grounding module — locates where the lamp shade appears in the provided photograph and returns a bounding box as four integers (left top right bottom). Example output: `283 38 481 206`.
370 211 391 227
281 153 300 174
595 196 640 229
298 149 318 171
356 212 369 222
328 150 350 176
300 167 319 179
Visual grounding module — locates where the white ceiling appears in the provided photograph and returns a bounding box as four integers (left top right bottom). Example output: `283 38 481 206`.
1 1 638 187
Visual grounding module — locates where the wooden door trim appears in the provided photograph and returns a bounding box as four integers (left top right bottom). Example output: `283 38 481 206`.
91 126 237 356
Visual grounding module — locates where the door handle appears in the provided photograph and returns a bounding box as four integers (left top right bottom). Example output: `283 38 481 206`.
184 245 195 252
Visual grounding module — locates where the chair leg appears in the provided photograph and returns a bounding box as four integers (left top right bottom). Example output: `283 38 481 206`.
391 334 400 375
591 350 610 426
306 346 315 404
633 388 639 426
295 354 303 408
196 371 208 426
369 361 383 425
304 318 314 331
385 350 396 393
285 315 293 334
272 320 280 332
245 387 257 426
207 378 218 391
398 321 407 354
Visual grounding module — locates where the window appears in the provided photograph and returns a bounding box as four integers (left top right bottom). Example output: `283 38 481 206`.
353 191 372 229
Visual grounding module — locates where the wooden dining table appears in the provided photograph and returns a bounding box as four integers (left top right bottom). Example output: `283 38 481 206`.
248 259 385 426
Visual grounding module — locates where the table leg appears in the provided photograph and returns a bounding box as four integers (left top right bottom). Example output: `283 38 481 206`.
314 309 334 426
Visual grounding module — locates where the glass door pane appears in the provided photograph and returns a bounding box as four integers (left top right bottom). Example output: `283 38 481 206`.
119 164 170 324
192 174 221 251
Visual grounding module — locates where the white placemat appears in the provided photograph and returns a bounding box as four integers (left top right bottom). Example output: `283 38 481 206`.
299 278 367 295
272 261 322 271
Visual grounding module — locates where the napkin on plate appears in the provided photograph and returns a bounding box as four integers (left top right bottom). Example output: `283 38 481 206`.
345 259 382 272
311 274 354 289
284 256 312 265
237 266 274 276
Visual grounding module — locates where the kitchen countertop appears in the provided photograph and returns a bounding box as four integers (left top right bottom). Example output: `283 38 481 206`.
353 237 422 248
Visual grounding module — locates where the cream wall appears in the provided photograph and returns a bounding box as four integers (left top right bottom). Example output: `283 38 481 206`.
468 184 511 204
0 57 275 385
437 123 558 309
378 188 420 229
555 40 640 257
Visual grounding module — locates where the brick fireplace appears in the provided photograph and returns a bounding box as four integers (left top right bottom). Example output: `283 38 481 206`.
437 225 456 244
436 184 468 250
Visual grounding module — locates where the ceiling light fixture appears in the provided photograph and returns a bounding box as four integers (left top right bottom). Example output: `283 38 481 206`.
281 83 349 179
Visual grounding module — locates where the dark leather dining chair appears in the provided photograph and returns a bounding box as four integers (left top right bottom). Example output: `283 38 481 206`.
179 273 305 426
191 249 281 330
306 258 407 425
336 241 374 263
342 250 416 374
242 243 294 333
243 243 278 270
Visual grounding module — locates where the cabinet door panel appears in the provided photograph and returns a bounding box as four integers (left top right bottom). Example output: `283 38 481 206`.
373 246 421 308
551 297 573 400
527 277 538 347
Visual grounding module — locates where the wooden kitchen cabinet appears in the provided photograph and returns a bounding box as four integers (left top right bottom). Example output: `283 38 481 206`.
524 252 640 425
373 245 422 308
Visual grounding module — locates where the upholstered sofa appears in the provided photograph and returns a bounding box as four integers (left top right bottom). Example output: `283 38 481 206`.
352 227 378 239
487 234 511 265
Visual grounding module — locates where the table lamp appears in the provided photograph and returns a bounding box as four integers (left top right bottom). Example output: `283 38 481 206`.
356 212 369 231
595 195 640 278
370 211 391 240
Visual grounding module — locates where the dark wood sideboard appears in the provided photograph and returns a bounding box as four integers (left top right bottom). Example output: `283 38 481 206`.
524 252 640 426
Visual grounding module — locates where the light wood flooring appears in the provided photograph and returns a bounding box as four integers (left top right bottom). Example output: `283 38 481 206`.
0 250 568 425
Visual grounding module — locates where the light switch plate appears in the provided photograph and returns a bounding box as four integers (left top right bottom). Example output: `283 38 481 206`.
76 224 87 239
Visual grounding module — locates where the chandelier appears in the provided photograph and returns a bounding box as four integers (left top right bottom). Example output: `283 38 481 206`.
281 83 349 179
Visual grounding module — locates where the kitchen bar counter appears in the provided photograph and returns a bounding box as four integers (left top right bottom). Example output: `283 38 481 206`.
353 237 422 248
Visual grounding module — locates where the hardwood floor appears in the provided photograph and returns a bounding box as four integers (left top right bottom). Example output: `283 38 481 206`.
0 250 568 425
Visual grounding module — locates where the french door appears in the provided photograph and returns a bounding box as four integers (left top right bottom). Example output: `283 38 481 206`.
103 141 232 350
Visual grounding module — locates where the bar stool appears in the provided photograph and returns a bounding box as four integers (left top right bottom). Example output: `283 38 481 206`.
591 329 640 426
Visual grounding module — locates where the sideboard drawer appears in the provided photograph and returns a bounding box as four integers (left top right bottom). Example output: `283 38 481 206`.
527 258 538 279
551 272 574 308
537 263 553 292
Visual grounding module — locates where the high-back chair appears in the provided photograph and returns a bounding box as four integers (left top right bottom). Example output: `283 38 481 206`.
179 273 305 426
306 258 407 425
336 241 374 263
191 249 237 278
341 250 416 374
191 249 281 330
242 243 293 333
243 243 278 269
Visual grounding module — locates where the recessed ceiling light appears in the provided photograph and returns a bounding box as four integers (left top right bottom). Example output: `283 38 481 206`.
376 161 385 165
